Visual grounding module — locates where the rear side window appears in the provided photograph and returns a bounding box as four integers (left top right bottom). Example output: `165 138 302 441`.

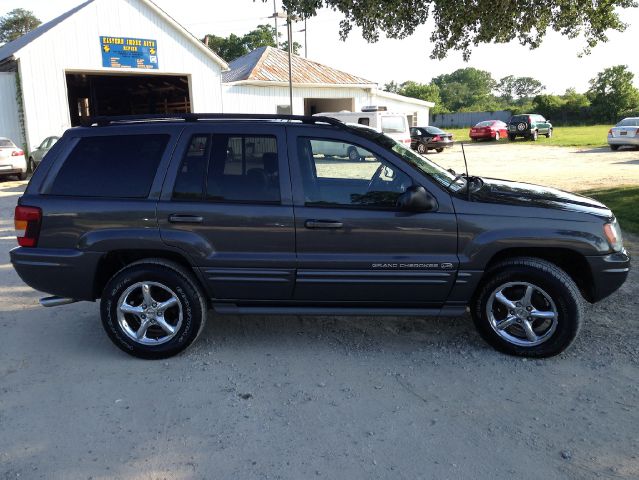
173 134 280 204
50 134 169 198
0 139 14 147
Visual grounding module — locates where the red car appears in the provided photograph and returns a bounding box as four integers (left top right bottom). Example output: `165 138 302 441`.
469 120 508 141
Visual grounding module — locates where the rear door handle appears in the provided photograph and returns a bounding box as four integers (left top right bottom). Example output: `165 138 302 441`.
169 214 204 224
304 219 344 230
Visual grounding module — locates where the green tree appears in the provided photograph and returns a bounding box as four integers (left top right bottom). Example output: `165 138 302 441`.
396 81 444 112
432 68 496 111
587 65 639 122
0 8 41 44
204 24 300 62
383 81 400 94
273 0 637 59
499 76 544 102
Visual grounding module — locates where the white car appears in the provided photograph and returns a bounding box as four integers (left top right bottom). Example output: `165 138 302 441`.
0 137 27 180
608 117 639 151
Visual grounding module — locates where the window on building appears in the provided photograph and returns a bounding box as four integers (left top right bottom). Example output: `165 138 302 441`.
50 134 169 198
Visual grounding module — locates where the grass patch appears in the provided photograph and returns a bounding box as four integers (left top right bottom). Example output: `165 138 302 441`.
441 125 611 148
581 186 639 234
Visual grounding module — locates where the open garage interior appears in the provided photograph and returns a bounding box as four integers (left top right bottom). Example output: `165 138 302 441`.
65 73 191 125
304 98 354 116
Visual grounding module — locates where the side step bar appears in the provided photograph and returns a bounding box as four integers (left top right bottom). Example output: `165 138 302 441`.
40 296 78 307
213 304 467 317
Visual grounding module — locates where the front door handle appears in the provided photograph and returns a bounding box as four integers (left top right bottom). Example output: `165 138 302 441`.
305 219 344 230
169 214 204 224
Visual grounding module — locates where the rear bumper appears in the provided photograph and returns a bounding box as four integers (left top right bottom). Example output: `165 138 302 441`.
608 136 639 146
0 166 26 175
10 247 102 301
428 141 453 149
586 250 631 302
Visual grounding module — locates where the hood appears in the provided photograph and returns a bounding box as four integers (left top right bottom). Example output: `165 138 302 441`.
471 178 611 217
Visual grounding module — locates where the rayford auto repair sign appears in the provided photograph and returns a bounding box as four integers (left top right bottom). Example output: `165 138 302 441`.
100 36 159 69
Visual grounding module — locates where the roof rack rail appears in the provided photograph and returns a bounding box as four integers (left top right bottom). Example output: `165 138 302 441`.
86 113 345 128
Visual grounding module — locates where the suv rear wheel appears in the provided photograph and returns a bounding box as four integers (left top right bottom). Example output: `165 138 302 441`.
100 259 207 359
471 257 582 357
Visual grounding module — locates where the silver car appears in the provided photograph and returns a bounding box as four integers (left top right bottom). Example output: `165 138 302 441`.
29 136 59 171
0 137 27 180
608 117 639 151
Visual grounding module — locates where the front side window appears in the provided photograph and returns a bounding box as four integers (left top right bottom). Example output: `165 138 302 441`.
173 134 280 203
50 134 169 198
297 138 413 208
381 116 407 134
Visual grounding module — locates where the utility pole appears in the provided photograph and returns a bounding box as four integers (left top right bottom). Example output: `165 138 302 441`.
287 16 293 114
272 0 279 48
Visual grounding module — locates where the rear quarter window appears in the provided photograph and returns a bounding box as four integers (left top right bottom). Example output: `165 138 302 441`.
49 134 169 198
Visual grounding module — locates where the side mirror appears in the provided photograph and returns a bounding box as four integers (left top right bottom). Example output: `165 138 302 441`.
397 185 438 212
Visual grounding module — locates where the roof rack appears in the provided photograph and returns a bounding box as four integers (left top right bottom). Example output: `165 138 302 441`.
86 113 345 128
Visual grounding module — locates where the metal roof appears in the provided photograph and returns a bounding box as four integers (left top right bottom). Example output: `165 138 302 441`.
223 46 375 86
0 0 95 62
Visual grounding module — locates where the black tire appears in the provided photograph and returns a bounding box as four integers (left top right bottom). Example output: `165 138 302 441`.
530 130 538 141
28 158 36 173
347 146 360 162
100 259 208 359
417 143 427 154
471 257 582 358
494 132 500 141
546 129 552 138
508 134 516 141
610 145 620 151
17 171 27 181
436 148 444 153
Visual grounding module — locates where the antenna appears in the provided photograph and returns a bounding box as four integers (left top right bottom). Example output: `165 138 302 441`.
460 142 471 200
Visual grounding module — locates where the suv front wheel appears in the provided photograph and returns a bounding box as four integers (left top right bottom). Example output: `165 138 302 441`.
471 257 582 357
100 259 208 359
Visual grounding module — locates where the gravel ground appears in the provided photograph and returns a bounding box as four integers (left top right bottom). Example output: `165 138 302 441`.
1 145 638 480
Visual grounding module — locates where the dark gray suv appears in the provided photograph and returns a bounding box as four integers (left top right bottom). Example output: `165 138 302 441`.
11 114 630 359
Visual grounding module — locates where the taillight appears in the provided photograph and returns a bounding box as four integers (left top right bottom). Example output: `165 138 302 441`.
402 138 412 144
11 149 24 157
14 206 42 247
528 116 532 124
608 129 613 135
636 128 639 135
432 135 441 141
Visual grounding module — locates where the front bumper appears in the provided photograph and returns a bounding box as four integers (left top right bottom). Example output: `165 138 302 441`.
586 250 631 302
608 136 639 146
10 247 103 301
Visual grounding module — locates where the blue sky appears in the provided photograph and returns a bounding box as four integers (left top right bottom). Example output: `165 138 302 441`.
2 0 639 93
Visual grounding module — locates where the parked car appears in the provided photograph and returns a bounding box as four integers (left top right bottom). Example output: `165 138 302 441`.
0 137 27 180
507 114 552 141
470 120 508 141
316 107 411 146
29 136 60 172
608 117 639 151
410 126 453 153
11 114 629 359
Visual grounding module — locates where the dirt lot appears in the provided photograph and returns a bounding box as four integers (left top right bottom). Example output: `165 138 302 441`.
1 144 638 480
433 142 639 191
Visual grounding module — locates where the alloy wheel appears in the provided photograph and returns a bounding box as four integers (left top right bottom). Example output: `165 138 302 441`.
116 281 183 345
486 282 558 347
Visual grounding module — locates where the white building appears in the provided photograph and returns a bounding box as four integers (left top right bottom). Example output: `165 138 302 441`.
222 47 433 127
0 0 228 151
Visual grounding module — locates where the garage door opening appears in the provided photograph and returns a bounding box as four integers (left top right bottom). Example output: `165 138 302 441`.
66 73 191 125
304 98 354 116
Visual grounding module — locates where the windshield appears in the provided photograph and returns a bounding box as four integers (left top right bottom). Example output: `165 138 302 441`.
617 118 639 127
0 139 14 148
346 125 466 193
381 116 407 133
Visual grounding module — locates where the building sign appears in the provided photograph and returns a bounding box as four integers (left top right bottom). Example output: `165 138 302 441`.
100 36 159 69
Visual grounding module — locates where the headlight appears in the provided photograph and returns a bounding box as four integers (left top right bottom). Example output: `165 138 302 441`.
604 220 623 252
